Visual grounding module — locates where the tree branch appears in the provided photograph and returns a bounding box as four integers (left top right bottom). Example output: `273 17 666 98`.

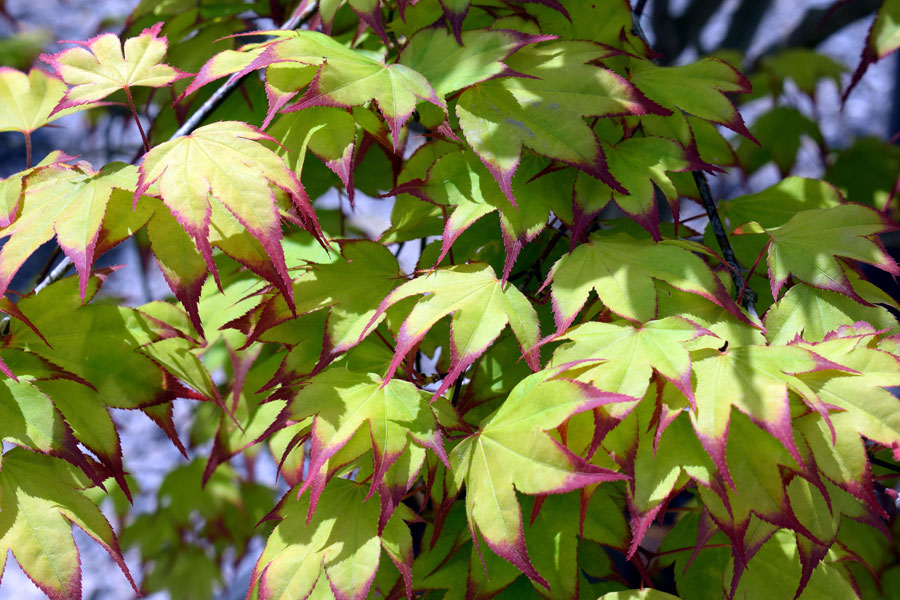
693 172 758 317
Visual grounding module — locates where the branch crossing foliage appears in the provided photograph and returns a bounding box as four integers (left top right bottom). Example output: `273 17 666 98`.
0 1 899 599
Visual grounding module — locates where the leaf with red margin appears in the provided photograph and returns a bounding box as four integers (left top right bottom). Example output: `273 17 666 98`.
395 149 550 280
266 107 356 204
457 41 669 205
249 478 412 600
0 161 137 301
624 411 716 561
733 204 900 302
0 448 137 600
227 240 402 360
795 333 900 465
589 136 701 240
695 412 802 576
629 58 755 140
399 27 553 97
291 368 443 528
136 121 325 311
551 317 715 403
40 22 189 112
546 232 748 332
362 263 541 401
729 529 858 600
844 0 900 102
690 344 845 488
33 378 131 500
145 204 208 336
0 151 77 229
184 30 446 151
0 68 75 135
447 372 630 589
7 274 210 410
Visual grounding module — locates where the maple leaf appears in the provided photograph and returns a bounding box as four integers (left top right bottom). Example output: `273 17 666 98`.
136 121 325 323
764 282 899 345
844 0 900 101
291 368 445 529
363 263 541 401
448 372 630 587
249 478 413 600
399 28 552 96
0 68 85 152
628 58 755 140
0 160 137 301
227 241 402 363
183 29 446 150
457 40 669 204
546 232 747 332
551 316 714 403
734 204 900 302
40 22 189 113
392 149 551 280
575 136 702 241
267 107 357 205
795 333 900 467
0 448 136 600
690 344 844 487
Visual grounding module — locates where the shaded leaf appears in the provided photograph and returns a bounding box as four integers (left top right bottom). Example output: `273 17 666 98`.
448 372 630 587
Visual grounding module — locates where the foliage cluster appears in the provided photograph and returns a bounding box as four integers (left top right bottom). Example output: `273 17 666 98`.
1 1 900 599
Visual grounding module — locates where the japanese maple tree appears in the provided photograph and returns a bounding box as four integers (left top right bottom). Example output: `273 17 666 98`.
1 1 900 599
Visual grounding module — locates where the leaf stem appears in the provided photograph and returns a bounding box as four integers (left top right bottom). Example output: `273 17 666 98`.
124 86 150 154
23 130 31 169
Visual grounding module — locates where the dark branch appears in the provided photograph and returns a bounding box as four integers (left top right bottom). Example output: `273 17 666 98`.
693 173 758 317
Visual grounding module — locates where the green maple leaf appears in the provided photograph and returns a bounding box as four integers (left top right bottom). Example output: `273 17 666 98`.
267 107 357 203
713 176 844 275
40 23 188 112
136 120 325 322
629 57 755 139
394 149 551 280
546 232 746 331
399 28 552 97
764 282 899 345
290 368 445 528
448 372 630 587
0 448 135 600
0 160 136 300
364 262 540 401
734 204 900 301
184 29 446 149
9 275 206 410
690 344 842 487
551 316 714 403
845 0 900 101
572 136 698 240
229 240 402 362
796 333 900 466
249 478 413 600
625 410 715 559
0 68 78 137
457 41 668 204
696 412 806 572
